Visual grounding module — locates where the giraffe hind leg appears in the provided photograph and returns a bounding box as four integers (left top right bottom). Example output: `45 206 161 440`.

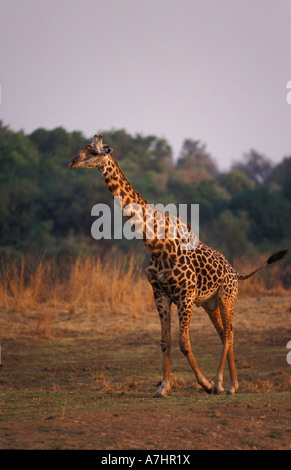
218 290 239 395
202 294 239 395
218 313 239 395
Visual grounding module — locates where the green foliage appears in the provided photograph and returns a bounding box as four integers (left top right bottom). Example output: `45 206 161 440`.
230 188 291 246
218 170 254 196
178 139 218 178
207 210 256 260
231 149 273 186
0 122 290 268
268 156 291 187
0 127 43 248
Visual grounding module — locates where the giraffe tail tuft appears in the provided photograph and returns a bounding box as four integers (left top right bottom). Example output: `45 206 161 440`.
237 248 289 281
267 249 289 265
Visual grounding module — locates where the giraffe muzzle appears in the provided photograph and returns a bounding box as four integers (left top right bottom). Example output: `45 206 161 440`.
69 159 77 169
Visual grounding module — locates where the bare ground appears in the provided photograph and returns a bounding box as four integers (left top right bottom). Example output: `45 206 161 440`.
0 295 291 450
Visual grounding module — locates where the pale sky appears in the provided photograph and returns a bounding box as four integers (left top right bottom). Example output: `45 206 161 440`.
1 0 291 170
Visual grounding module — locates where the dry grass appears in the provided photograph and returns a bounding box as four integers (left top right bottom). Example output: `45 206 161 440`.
0 253 288 327
232 255 290 297
0 254 154 320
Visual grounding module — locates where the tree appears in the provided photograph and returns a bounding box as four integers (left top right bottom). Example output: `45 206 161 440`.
268 156 291 186
218 170 254 196
232 149 273 186
282 176 291 202
230 188 291 245
1 123 290 261
207 210 255 261
177 139 219 180
135 134 173 171
0 126 51 249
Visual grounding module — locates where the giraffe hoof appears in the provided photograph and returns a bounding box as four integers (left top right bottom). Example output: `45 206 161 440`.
201 379 213 394
213 385 224 395
154 383 170 398
154 389 167 398
226 387 237 395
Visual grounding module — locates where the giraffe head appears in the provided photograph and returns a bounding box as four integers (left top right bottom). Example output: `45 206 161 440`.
69 135 113 170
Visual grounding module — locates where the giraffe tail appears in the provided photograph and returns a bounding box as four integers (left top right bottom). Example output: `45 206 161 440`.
237 249 289 281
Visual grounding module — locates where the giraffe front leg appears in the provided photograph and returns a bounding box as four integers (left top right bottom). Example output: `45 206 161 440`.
178 300 213 394
213 337 228 394
153 291 172 398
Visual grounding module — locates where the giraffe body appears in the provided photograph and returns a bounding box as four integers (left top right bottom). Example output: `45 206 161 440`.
69 135 288 397
146 241 230 305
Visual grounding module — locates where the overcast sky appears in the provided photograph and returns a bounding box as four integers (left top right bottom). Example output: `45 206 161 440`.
1 0 291 170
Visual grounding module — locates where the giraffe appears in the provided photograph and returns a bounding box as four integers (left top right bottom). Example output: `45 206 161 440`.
69 135 289 396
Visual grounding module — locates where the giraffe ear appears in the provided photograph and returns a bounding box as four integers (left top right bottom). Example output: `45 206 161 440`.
104 146 113 155
91 134 104 152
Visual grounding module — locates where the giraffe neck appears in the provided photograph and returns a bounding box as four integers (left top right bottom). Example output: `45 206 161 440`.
99 156 196 257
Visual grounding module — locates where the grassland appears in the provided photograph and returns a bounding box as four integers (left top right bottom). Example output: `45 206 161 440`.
0 256 290 450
